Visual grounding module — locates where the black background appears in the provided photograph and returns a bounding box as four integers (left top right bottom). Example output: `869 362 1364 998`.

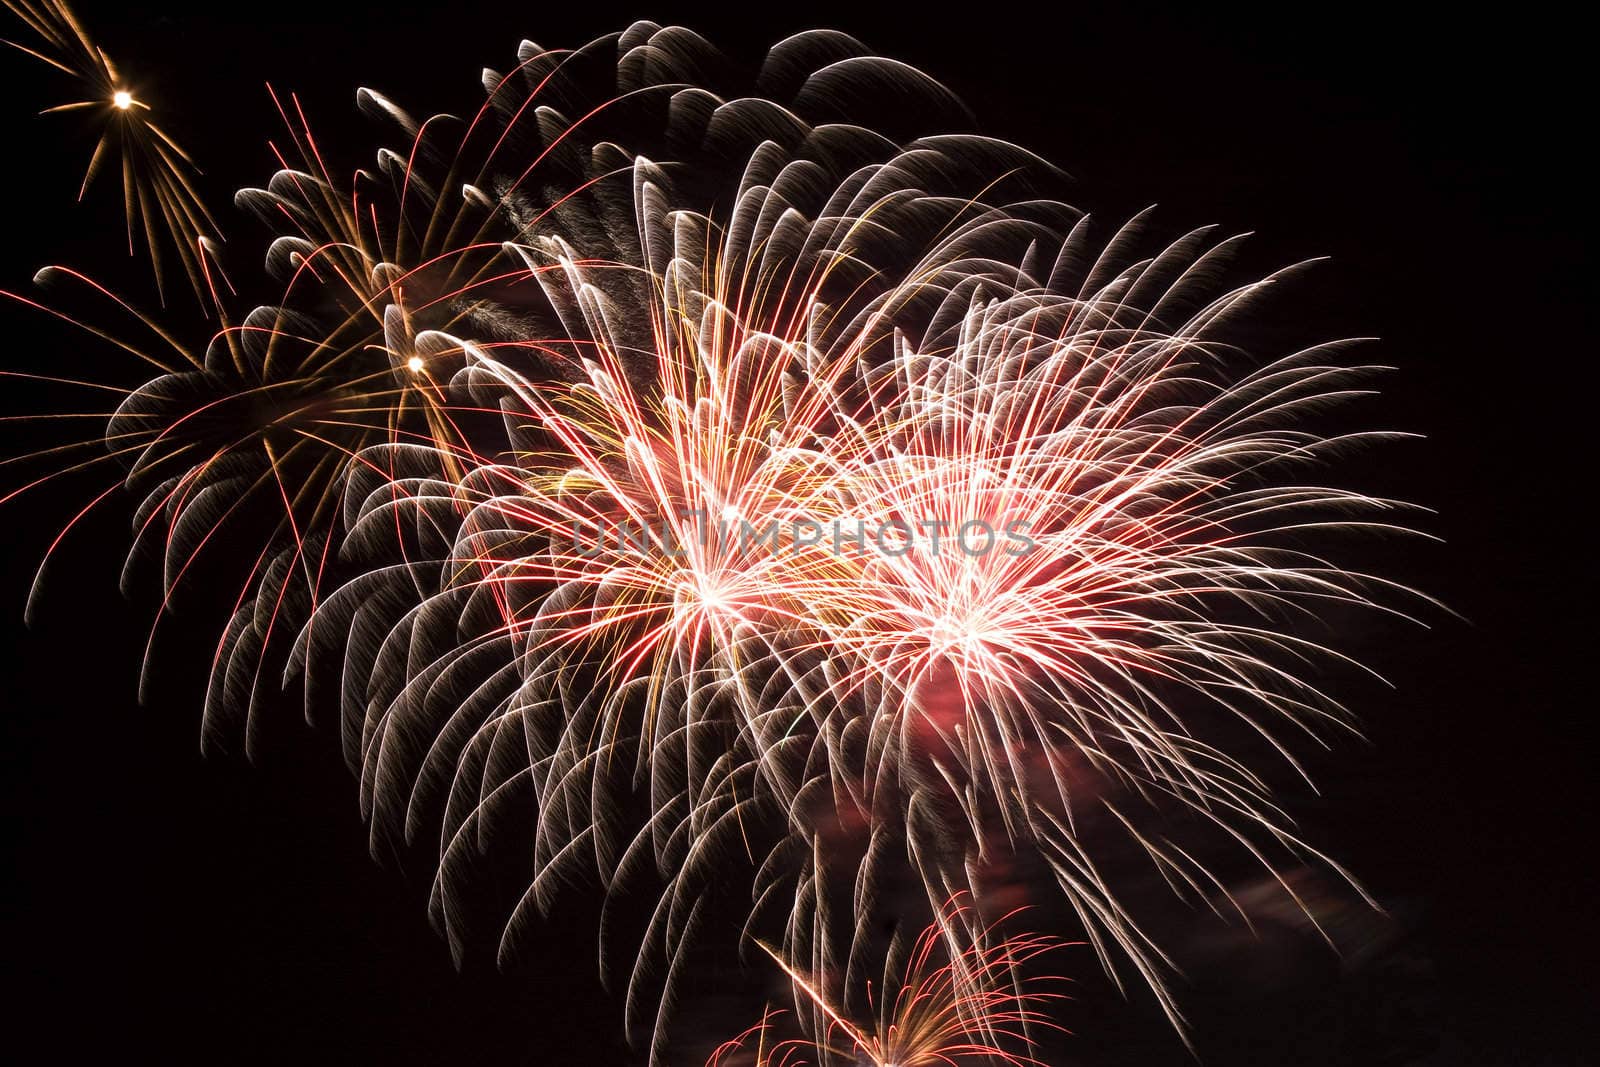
1 2 1591 1064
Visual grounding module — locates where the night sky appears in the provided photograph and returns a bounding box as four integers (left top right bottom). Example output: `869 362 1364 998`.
1 3 1591 1064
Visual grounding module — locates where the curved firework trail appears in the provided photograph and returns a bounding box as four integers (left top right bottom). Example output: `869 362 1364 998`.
3 8 1429 1063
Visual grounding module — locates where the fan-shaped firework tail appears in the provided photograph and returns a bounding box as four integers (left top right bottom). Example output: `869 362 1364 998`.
4 6 1425 1062
708 897 1070 1067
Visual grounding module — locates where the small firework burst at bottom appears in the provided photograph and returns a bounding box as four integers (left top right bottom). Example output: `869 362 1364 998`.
709 898 1072 1067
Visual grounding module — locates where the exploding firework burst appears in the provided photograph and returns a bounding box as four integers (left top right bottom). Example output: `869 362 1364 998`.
3 0 220 302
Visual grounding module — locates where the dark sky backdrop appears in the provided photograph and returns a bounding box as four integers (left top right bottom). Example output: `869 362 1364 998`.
1 2 1591 1064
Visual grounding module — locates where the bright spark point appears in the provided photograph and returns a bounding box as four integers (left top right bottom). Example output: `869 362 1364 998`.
406 356 425 373
112 90 133 110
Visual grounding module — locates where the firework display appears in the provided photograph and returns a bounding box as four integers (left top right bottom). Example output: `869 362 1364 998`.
3 7 1424 1064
